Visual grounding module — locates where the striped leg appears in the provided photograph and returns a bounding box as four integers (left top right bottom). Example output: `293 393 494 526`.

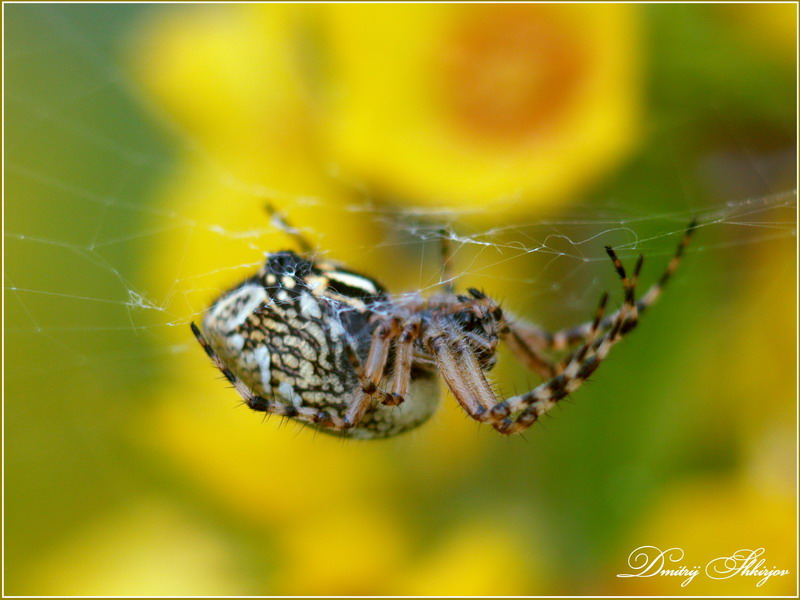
500 325 559 379
491 312 626 435
428 331 499 421
428 245 649 435
501 290 609 380
548 248 642 372
499 244 639 379
430 297 626 436
495 294 618 434
506 219 697 353
489 246 643 433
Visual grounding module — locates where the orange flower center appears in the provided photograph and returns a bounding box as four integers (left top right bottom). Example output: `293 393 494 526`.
438 6 588 144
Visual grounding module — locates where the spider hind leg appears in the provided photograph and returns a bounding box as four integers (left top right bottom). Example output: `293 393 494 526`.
499 219 697 358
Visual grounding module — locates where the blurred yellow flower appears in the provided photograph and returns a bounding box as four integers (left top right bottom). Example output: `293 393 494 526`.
20 499 251 596
134 5 313 172
315 4 641 209
146 372 390 527
398 521 542 595
608 477 795 596
273 506 410 595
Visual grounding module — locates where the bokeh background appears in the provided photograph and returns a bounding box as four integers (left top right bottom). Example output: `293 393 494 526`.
4 3 797 596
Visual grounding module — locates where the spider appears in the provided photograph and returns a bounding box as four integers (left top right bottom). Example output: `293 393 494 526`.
191 207 697 439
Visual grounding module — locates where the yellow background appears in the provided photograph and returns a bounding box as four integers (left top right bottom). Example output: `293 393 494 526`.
5 4 796 596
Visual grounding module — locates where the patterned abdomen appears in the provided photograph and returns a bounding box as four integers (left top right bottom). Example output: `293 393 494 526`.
201 253 441 438
202 280 356 412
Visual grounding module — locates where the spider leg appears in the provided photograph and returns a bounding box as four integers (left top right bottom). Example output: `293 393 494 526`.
503 291 610 378
439 228 456 294
385 317 422 406
499 294 617 434
462 287 570 380
427 248 647 435
264 203 313 254
342 316 400 415
491 249 643 434
492 311 626 435
501 330 558 379
504 219 697 351
428 306 627 436
426 318 510 419
191 322 353 431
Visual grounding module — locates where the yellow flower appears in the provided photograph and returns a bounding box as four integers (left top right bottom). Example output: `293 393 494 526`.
607 478 796 596
272 506 410 595
314 4 641 210
398 522 542 595
133 5 313 168
17 499 252 595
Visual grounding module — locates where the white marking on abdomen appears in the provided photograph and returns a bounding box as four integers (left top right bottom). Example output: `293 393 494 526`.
228 334 245 351
278 381 301 407
207 284 267 332
299 292 322 319
253 346 271 390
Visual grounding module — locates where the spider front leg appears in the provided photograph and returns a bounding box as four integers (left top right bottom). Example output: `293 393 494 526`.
439 228 456 294
492 314 627 435
264 203 313 253
502 290 611 379
497 294 618 434
501 325 560 379
426 327 503 422
544 248 642 372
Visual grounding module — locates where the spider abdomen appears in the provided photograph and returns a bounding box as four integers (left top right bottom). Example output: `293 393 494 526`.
201 252 441 438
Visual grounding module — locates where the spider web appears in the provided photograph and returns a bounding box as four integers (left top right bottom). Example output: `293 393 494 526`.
4 3 797 393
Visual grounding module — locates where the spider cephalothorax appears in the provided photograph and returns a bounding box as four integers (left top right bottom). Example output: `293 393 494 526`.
192 208 697 439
